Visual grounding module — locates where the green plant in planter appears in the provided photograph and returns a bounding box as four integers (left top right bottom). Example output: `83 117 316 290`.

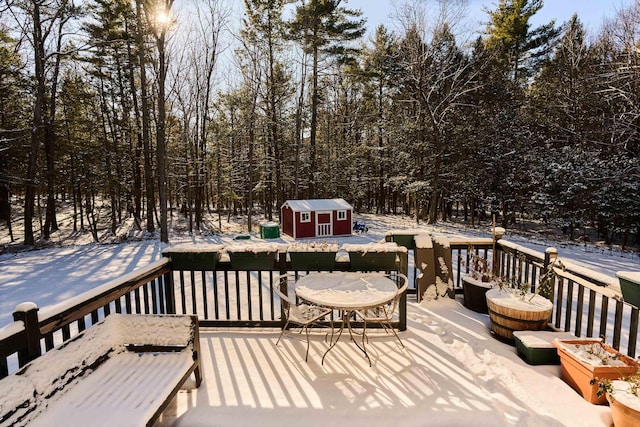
537 255 565 300
466 245 493 282
593 370 640 400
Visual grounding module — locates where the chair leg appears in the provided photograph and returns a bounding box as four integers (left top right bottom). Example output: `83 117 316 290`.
385 321 404 348
362 320 367 350
276 320 291 346
304 325 311 362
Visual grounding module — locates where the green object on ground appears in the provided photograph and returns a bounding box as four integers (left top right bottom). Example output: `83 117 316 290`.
259 223 280 239
513 331 575 365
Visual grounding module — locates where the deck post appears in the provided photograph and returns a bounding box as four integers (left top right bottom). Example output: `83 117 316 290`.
13 303 42 367
398 250 409 331
492 227 505 278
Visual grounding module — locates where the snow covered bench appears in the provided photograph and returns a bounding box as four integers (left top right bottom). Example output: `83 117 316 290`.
0 314 201 427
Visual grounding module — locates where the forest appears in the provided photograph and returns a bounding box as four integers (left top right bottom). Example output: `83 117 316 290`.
0 0 638 247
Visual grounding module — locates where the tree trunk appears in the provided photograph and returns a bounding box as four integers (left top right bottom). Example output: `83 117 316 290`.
135 0 155 233
24 1 46 246
308 43 319 198
157 28 168 243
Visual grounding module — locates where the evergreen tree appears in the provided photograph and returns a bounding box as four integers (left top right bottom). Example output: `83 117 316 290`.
243 0 291 218
0 27 29 241
362 25 398 213
484 0 560 85
288 0 366 197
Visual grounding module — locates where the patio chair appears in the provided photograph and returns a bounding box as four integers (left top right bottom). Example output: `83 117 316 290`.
355 273 409 348
273 274 333 361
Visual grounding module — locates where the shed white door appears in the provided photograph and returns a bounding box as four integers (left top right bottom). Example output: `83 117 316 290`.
316 211 333 237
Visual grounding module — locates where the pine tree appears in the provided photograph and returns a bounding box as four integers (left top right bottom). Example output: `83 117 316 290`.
484 0 560 85
288 0 365 198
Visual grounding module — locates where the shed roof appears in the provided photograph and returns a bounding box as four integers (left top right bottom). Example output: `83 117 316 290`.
282 198 353 212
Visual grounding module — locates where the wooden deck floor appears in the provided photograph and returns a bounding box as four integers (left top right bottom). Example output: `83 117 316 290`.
156 299 612 427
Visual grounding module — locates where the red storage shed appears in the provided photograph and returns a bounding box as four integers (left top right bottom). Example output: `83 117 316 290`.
281 199 353 239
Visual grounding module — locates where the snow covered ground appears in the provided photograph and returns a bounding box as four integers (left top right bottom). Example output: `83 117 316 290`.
1 213 638 328
1 213 639 426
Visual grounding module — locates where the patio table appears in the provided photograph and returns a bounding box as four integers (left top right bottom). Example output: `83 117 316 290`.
295 272 398 365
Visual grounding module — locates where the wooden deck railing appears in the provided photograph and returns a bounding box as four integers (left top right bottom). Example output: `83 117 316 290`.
1 237 638 379
0 248 408 378
449 238 639 359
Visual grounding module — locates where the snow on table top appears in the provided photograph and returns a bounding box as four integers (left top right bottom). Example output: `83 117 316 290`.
295 272 397 309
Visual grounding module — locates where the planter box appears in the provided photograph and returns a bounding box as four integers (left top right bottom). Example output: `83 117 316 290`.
342 243 404 272
513 331 576 365
462 275 494 314
486 288 553 341
228 250 277 271
348 252 398 271
289 251 337 271
552 339 639 404
163 245 223 271
617 271 640 308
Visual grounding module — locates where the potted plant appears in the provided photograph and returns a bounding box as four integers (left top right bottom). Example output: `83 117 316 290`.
485 254 560 341
594 372 640 426
288 241 339 271
461 245 496 313
616 271 640 309
552 339 639 404
226 243 279 271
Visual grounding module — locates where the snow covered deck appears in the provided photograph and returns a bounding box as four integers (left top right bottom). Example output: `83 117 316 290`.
157 299 612 427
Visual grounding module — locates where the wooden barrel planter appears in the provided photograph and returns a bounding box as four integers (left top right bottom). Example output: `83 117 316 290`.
462 275 494 314
485 288 553 341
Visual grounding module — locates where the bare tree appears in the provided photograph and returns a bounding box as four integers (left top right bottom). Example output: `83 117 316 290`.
9 0 78 244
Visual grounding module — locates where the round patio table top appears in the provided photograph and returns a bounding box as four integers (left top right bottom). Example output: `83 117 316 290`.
295 272 397 310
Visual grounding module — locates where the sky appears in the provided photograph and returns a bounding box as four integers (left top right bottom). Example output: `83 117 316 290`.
343 0 635 38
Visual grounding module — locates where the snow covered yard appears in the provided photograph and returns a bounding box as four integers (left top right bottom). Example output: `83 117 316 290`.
1 214 639 426
157 299 612 427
